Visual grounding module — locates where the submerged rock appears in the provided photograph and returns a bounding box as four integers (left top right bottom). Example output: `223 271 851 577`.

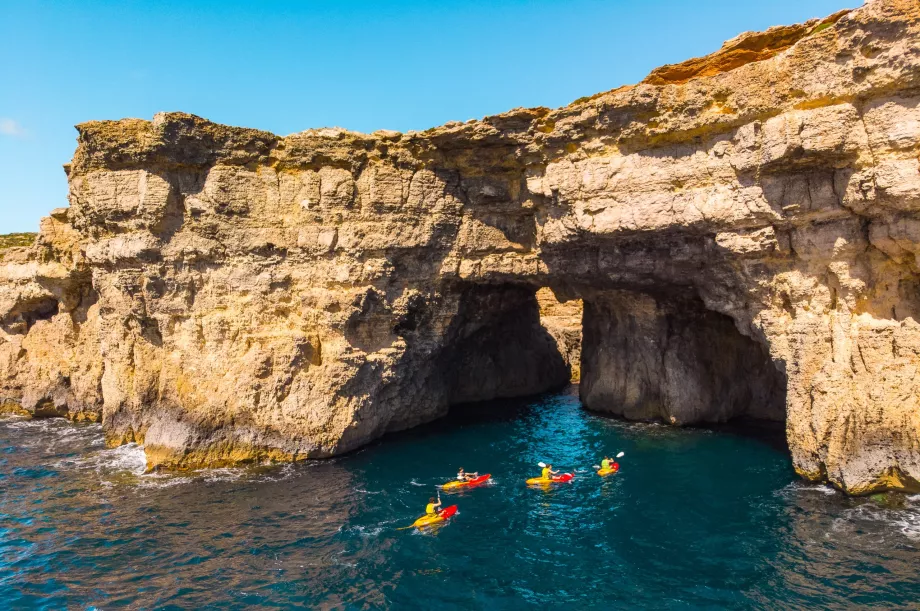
3 0 920 494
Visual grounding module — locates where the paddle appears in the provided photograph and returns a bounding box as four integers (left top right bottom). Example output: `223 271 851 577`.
593 451 625 469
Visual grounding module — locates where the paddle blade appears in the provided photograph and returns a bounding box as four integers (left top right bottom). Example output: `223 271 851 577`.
538 462 547 468
616 452 625 458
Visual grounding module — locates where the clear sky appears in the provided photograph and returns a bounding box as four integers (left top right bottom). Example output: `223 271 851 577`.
1 0 854 233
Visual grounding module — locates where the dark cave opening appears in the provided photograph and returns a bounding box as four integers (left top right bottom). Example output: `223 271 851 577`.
578 289 787 427
439 284 572 406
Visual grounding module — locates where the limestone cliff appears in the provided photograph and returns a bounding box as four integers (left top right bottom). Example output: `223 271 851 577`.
3 0 920 495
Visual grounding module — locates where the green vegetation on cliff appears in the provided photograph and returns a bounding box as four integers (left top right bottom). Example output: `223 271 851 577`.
0 233 36 250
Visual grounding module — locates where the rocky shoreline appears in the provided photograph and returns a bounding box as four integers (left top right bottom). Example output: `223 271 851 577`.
2 0 920 494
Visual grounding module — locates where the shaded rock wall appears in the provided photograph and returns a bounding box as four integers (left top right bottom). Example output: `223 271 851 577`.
442 285 570 405
2 0 920 494
581 291 785 424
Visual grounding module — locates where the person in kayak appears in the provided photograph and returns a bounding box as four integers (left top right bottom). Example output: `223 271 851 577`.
600 456 613 471
425 496 442 515
457 468 479 482
542 464 558 480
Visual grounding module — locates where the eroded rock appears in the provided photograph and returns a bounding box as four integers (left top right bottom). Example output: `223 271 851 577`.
2 0 920 493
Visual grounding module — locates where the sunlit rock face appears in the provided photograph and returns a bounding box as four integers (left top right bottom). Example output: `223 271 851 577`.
536 287 582 382
2 0 920 494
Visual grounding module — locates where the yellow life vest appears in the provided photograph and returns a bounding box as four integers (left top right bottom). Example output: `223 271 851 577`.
541 467 551 480
425 503 437 515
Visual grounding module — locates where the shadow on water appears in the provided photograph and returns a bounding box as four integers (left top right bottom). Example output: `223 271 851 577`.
709 417 789 454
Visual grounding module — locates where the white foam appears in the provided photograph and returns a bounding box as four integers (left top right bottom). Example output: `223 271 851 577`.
347 525 383 537
137 474 195 489
775 481 838 499
896 514 920 539
51 441 146 475
801 484 837 496
202 467 245 482
839 502 920 540
258 462 296 482
93 443 148 475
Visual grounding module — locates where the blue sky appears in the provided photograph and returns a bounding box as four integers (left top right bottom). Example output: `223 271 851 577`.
1 0 854 233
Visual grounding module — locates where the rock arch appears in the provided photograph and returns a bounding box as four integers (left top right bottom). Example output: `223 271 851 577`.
2 0 920 494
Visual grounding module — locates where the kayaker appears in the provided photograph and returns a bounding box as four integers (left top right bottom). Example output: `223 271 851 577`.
457 468 479 482
600 456 612 470
425 496 442 515
542 464 558 480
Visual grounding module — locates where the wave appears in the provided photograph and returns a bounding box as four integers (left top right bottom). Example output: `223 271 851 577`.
345 525 384 538
834 502 920 540
1 417 104 451
774 481 838 499
137 474 195 489
799 484 837 496
53 442 147 476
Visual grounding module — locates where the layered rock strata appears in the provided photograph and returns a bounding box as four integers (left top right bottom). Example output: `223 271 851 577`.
2 0 920 494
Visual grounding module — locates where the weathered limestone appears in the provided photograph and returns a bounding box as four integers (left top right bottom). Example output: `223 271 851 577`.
2 0 920 494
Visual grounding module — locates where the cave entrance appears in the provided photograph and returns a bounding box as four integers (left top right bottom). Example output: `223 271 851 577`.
440 284 581 406
438 284 785 432
578 290 787 427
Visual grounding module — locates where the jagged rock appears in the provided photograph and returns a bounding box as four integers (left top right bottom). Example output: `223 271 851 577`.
2 0 920 494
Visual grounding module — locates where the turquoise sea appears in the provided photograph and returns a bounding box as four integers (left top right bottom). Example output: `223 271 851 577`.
2 386 919 609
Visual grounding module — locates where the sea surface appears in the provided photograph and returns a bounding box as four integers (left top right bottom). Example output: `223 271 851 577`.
2 386 920 610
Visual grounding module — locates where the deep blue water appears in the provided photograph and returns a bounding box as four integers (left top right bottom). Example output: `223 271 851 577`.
2 387 920 609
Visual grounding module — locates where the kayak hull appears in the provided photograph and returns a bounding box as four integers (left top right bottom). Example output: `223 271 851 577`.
526 473 574 485
441 474 491 489
411 504 458 528
597 465 619 476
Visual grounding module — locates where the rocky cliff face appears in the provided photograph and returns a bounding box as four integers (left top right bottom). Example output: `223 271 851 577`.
2 0 920 494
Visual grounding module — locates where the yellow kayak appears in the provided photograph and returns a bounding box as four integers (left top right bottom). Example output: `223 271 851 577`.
440 474 491 489
408 505 458 528
526 473 574 485
597 463 620 477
